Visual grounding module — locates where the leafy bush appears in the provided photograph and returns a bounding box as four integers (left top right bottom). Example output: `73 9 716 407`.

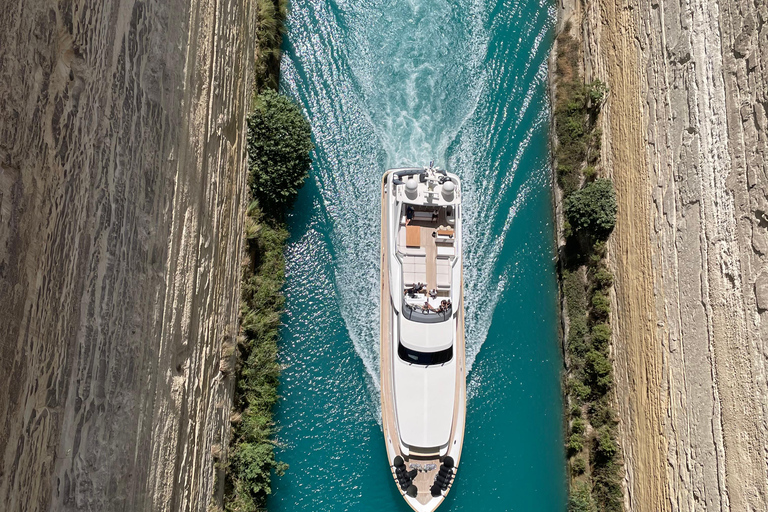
225 208 290 512
591 292 610 319
572 456 587 476
592 470 624 512
568 316 589 358
593 426 618 462
593 267 613 289
584 350 613 395
569 482 597 512
247 89 314 212
591 324 612 351
563 270 587 315
591 453 624 512
583 166 597 182
588 398 618 429
558 164 580 198
567 433 585 455
592 422 624 512
570 379 592 402
587 80 608 107
571 417 586 435
255 0 288 92
592 240 607 258
564 179 617 239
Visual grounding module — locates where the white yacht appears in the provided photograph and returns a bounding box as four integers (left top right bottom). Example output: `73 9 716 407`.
380 165 466 511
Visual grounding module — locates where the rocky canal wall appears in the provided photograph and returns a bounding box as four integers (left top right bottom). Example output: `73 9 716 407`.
554 0 768 509
0 1 256 510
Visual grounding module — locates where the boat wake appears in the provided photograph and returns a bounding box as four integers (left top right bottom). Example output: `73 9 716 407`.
281 0 555 419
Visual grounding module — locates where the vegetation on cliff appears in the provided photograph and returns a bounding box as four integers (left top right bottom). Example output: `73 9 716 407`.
255 0 288 92
221 1 314 509
248 89 314 211
553 24 624 512
223 89 313 511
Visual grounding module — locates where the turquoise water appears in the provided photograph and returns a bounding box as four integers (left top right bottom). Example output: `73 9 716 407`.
270 0 566 510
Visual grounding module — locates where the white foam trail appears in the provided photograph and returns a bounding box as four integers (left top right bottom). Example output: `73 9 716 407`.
281 0 555 409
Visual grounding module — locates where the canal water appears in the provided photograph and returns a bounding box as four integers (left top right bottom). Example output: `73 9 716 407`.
269 0 566 510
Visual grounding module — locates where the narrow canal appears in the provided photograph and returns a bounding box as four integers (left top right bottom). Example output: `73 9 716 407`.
269 0 566 509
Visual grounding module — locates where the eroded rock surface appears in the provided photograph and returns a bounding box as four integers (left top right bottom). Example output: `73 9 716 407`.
559 0 768 508
0 1 255 510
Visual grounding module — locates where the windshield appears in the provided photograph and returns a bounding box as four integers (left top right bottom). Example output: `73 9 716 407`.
398 342 453 365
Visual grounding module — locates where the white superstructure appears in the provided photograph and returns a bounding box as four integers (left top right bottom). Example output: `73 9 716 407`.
380 165 466 512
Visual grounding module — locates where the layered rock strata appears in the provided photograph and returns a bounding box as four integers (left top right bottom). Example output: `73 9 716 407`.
560 0 768 509
0 1 256 510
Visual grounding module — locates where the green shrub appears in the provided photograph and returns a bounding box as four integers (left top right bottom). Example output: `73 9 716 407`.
226 208 291 512
563 270 587 316
591 456 624 512
229 442 278 500
568 316 589 358
564 114 586 139
592 240 607 258
563 219 573 239
255 0 288 92
567 433 584 456
591 292 610 319
593 426 618 463
571 456 587 476
588 128 602 164
570 403 583 418
591 323 611 352
592 473 623 512
583 166 597 182
588 398 617 429
571 417 586 435
247 89 314 213
570 379 592 402
593 267 614 288
564 179 617 239
568 482 597 512
558 164 580 197
587 80 608 107
584 350 613 395
591 323 612 351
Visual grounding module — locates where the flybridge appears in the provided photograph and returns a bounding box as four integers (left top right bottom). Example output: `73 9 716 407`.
391 166 461 207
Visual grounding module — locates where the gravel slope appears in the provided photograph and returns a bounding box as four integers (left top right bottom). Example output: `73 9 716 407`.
0 1 255 510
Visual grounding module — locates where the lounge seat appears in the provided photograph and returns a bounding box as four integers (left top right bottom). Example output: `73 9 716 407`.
413 210 437 221
402 255 427 286
436 245 454 257
401 210 438 224
436 257 451 290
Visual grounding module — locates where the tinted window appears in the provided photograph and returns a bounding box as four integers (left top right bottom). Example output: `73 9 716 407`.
398 342 453 365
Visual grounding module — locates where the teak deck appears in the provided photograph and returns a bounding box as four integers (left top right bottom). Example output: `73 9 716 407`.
380 173 467 510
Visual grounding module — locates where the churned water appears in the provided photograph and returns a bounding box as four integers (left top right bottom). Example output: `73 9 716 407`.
269 0 566 509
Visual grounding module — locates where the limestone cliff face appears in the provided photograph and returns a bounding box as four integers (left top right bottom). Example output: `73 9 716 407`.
0 1 255 510
563 0 768 509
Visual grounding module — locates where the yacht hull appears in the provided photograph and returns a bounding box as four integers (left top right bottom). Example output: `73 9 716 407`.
380 169 466 512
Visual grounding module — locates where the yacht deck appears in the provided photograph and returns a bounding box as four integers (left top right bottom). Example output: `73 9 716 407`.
397 207 456 296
